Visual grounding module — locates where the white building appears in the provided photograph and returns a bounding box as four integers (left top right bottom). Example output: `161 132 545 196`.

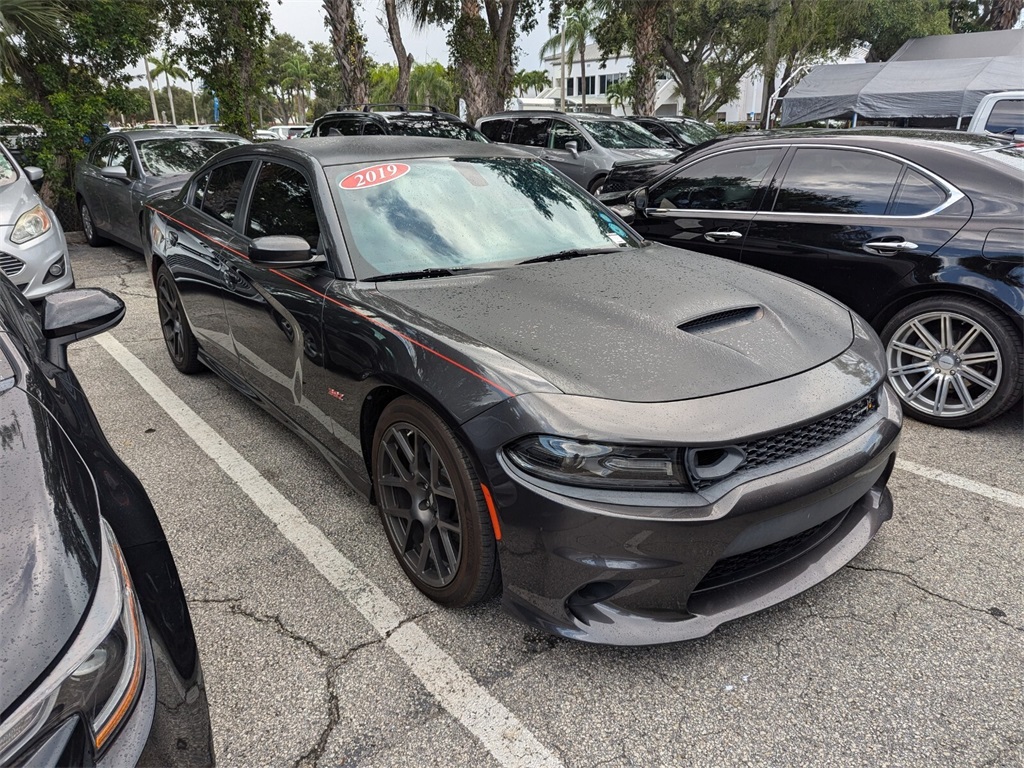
533 42 868 123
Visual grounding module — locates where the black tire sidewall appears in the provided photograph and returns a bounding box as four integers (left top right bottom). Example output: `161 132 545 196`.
882 297 1022 428
371 396 497 607
156 265 201 374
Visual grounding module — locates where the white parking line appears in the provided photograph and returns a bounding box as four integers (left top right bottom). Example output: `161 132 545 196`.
895 458 1024 509
95 334 563 768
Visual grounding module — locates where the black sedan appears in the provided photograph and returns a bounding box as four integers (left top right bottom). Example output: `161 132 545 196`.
605 129 1024 428
142 137 900 645
0 278 213 764
75 129 248 253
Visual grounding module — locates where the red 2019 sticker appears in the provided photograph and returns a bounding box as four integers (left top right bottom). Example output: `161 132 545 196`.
340 163 410 190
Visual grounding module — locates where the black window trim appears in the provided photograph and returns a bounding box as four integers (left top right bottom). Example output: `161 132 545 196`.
759 143 964 220
644 145 787 217
190 157 259 231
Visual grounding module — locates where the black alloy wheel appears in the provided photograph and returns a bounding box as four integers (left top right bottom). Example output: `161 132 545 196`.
588 175 607 195
372 397 499 606
79 198 105 247
882 296 1022 428
156 265 201 374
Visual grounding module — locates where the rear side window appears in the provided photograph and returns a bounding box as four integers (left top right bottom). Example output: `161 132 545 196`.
245 162 321 248
201 161 251 226
479 119 513 143
774 148 901 215
890 168 947 216
651 148 780 211
510 118 550 147
984 99 1024 134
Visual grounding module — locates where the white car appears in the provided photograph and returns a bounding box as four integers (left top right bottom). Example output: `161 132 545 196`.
967 91 1023 136
0 144 72 301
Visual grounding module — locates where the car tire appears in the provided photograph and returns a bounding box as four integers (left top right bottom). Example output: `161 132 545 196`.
588 175 607 195
372 396 500 607
882 296 1022 428
155 265 202 374
79 198 105 247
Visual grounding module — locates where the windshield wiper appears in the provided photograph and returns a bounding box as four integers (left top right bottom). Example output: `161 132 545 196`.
518 247 625 266
371 267 474 282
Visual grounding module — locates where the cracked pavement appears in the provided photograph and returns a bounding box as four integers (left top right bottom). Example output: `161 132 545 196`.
66 242 1023 767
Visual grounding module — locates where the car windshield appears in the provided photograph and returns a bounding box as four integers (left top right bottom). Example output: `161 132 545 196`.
331 156 639 277
668 120 718 144
387 117 489 142
578 119 666 149
136 137 246 176
0 152 16 186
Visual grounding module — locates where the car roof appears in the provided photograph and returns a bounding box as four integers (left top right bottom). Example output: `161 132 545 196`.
212 135 531 167
481 111 628 122
693 127 1018 154
112 129 246 141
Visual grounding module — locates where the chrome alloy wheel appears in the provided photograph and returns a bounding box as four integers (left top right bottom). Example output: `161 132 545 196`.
887 310 1002 418
81 203 94 241
377 422 462 588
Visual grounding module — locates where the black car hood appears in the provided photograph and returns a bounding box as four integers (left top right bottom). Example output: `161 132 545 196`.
375 246 853 402
0 385 101 715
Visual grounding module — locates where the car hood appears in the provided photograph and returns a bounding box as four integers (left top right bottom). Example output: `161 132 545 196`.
605 147 678 162
0 385 101 714
375 246 854 402
142 173 192 199
0 178 41 224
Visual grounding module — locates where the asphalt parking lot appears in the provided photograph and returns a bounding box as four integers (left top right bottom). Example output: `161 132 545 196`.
66 239 1023 768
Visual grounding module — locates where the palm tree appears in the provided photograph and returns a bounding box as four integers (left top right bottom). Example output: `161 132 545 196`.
539 4 596 108
280 54 313 122
512 69 552 97
148 50 187 124
605 78 633 115
409 62 454 111
0 0 66 80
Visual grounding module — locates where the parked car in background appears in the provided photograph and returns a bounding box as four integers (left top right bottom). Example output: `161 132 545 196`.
0 143 73 301
308 105 487 142
141 137 900 645
476 111 676 193
75 129 248 253
613 128 1024 428
628 115 719 150
0 276 214 766
266 124 310 140
967 90 1024 136
0 123 43 166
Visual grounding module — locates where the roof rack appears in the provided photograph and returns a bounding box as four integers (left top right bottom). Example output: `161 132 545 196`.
334 103 441 114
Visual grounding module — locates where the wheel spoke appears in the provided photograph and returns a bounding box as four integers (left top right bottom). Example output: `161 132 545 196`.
952 325 981 354
951 373 975 412
932 375 952 415
378 474 411 491
381 502 413 521
890 340 932 360
436 517 461 534
906 370 937 400
415 538 431 573
909 319 942 353
383 440 412 481
939 313 954 349
889 362 933 377
393 428 415 465
960 351 999 366
959 366 997 392
438 529 458 575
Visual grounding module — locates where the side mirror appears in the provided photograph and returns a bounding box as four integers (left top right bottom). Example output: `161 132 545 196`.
24 166 44 183
249 235 316 266
41 288 125 369
100 165 130 182
631 187 649 214
565 140 579 159
609 204 635 224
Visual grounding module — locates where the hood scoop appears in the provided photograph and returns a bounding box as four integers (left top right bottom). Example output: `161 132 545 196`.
679 306 763 335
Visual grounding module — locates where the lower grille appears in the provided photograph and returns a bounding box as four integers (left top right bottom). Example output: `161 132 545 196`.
692 510 848 593
0 252 24 277
691 391 880 491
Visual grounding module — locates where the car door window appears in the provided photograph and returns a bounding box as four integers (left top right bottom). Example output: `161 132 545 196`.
510 118 550 148
774 148 901 215
107 139 134 176
362 121 386 136
200 161 252 227
190 171 210 209
479 119 513 143
245 162 321 248
651 148 780 211
550 121 590 151
984 99 1024 134
89 140 112 168
889 168 948 216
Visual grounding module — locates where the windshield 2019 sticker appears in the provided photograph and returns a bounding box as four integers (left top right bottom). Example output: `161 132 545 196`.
340 163 410 190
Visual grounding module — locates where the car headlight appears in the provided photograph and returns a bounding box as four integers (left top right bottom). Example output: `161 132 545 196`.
10 204 51 244
506 435 690 489
0 522 146 763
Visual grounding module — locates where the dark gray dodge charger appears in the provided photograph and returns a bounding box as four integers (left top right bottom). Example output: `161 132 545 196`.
142 137 902 645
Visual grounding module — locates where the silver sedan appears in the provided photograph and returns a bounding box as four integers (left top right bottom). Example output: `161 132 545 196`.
74 129 248 252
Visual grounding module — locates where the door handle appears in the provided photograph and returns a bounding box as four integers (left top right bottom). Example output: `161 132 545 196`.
704 230 743 243
861 238 919 255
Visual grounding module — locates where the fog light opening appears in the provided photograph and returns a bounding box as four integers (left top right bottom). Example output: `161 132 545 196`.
566 581 629 626
48 261 65 277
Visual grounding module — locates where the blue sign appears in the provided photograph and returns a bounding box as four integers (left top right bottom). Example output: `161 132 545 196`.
213 95 220 122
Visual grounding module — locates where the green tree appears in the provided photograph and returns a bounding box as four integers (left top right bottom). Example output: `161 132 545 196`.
309 41 345 115
0 0 163 214
265 33 307 123
410 61 456 110
168 0 272 138
512 68 551 96
148 49 188 124
383 0 413 104
859 0 949 61
604 76 632 112
281 53 313 121
0 0 66 79
540 4 596 107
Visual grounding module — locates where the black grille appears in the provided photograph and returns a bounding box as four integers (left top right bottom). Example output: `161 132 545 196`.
679 306 761 334
0 252 24 277
691 391 880 491
692 511 847 593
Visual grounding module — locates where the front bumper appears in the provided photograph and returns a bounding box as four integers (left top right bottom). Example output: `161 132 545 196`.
466 381 901 645
1 217 74 301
